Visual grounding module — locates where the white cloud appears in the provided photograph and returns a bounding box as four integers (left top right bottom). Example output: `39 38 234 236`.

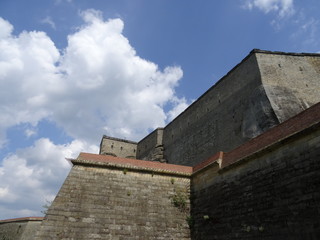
0 9 185 146
244 0 294 17
41 16 56 30
0 138 98 219
0 10 188 219
25 128 37 138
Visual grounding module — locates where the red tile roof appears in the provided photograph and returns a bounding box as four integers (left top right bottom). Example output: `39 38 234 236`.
75 152 193 176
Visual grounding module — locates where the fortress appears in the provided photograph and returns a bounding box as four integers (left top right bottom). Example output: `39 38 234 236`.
1 49 320 239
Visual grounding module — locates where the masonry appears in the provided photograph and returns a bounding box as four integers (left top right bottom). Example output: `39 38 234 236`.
100 49 320 166
2 49 320 239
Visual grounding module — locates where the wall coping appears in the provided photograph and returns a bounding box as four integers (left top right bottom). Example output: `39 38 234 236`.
252 48 320 57
101 135 138 144
0 217 44 224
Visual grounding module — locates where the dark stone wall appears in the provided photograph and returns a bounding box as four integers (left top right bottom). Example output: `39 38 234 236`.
35 164 191 240
137 128 165 162
191 124 320 240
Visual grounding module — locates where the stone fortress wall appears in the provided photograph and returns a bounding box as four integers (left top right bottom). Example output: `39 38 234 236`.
100 49 320 166
35 154 192 240
136 128 165 162
35 101 320 239
2 49 320 239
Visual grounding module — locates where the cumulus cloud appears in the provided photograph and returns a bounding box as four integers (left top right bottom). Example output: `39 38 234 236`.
244 0 294 17
0 138 98 219
0 9 185 146
0 10 188 219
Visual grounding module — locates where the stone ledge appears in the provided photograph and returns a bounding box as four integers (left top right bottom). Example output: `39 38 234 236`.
251 48 320 56
0 217 44 224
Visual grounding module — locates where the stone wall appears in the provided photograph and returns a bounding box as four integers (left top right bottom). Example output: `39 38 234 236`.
35 154 191 240
33 102 320 239
0 217 43 240
137 128 165 162
100 135 137 158
98 50 320 167
163 51 278 166
257 51 320 122
191 113 320 239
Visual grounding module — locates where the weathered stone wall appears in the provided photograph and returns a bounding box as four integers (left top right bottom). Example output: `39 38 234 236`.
35 157 191 240
257 51 320 122
34 101 320 240
100 135 137 158
137 128 165 162
191 123 320 239
99 50 320 167
163 52 278 166
0 218 43 240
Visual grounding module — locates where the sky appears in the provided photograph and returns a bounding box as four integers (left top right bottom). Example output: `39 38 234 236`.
0 0 320 219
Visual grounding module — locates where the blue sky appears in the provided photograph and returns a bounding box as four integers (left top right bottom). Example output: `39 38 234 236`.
0 0 319 219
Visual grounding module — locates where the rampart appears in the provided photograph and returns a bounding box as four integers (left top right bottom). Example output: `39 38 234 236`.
100 50 320 166
35 101 320 239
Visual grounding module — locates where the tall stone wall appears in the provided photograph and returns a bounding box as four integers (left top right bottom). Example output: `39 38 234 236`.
98 50 320 167
163 52 278 166
35 155 191 240
191 120 320 239
257 51 320 122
